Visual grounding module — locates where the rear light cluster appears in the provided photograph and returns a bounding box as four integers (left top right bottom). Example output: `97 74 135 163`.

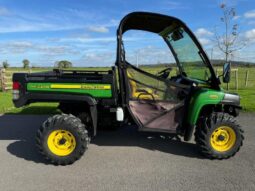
12 82 21 100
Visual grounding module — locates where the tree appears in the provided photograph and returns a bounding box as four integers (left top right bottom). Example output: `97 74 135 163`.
22 59 30 69
214 3 246 62
56 60 72 68
2 60 9 69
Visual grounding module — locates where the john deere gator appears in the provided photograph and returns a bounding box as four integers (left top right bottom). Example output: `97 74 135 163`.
12 12 244 165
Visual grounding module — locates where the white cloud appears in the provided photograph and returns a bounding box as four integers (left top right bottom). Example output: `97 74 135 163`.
162 1 189 10
198 38 211 46
127 45 174 65
245 29 255 42
244 10 255 19
233 15 241 20
0 40 80 57
0 7 115 33
195 28 213 37
60 36 145 43
7 41 33 48
0 7 10 16
0 41 34 54
80 51 115 66
37 45 79 56
194 28 213 46
60 37 116 43
87 26 109 33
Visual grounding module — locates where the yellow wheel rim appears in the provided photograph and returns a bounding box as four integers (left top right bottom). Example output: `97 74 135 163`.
210 126 236 152
47 130 76 156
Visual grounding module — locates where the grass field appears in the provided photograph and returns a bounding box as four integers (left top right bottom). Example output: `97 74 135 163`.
0 92 59 114
0 66 254 114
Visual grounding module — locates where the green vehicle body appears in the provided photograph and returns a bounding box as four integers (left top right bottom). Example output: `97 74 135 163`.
26 81 224 126
188 89 225 125
12 12 241 142
27 82 112 98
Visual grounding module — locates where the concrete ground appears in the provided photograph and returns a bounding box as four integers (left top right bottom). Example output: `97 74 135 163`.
0 113 254 191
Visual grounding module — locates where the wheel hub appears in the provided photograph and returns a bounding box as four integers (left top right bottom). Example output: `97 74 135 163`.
59 138 66 145
210 126 236 152
47 130 76 156
217 134 225 141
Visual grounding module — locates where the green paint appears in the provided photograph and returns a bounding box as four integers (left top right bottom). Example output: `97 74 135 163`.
187 88 225 125
27 83 112 98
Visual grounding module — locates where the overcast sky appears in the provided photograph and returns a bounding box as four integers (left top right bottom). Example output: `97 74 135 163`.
0 0 255 67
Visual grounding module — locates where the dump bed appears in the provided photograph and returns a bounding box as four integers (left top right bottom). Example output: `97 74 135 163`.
12 68 117 107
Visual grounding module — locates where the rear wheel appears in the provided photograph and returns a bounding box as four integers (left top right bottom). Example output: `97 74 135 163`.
36 114 88 165
195 112 244 159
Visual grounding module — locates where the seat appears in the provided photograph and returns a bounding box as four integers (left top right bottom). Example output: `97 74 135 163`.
127 71 158 100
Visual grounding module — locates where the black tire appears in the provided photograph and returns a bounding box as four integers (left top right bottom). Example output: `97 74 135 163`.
195 112 244 159
36 114 88 165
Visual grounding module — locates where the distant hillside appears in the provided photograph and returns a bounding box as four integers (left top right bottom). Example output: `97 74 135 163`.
210 60 255 67
139 59 255 68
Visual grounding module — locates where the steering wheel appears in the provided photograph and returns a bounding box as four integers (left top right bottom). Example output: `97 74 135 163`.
157 67 172 79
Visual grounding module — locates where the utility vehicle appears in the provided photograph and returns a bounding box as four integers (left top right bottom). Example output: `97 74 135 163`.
12 12 244 165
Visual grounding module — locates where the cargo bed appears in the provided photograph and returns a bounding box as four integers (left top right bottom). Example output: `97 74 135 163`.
12 68 117 107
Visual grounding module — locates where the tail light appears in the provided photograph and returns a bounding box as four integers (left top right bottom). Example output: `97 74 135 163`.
12 82 21 100
13 82 20 90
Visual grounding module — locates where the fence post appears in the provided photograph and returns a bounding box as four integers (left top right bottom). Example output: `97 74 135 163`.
235 70 238 90
226 69 229 90
245 70 249 87
0 69 2 91
0 69 6 92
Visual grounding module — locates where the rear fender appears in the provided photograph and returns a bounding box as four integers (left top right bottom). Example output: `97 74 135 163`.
13 93 98 136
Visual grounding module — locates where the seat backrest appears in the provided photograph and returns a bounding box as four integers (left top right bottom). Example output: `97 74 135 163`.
127 71 137 97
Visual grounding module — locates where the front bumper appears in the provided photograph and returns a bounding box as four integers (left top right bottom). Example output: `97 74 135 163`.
221 93 241 106
221 93 241 117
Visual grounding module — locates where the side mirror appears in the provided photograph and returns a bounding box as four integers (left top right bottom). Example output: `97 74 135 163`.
223 62 231 83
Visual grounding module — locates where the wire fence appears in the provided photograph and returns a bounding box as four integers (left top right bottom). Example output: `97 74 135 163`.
0 67 254 92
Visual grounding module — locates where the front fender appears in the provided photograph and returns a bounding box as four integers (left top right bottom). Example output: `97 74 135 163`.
186 89 225 126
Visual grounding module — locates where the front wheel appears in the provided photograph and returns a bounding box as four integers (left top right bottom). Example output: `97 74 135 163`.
36 114 89 165
195 112 244 159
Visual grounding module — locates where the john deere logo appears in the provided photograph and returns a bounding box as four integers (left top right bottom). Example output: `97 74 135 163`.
30 84 50 89
209 95 218 99
81 85 111 90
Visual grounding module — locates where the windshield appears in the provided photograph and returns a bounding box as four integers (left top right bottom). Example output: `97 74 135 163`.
165 27 211 81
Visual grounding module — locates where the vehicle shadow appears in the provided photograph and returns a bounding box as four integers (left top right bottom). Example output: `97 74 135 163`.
0 115 203 165
0 114 50 164
93 125 203 159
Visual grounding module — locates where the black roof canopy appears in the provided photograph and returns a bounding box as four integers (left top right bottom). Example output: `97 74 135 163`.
118 12 185 35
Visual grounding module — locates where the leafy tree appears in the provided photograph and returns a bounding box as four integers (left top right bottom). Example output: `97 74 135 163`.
214 3 246 62
22 59 30 69
2 60 9 69
57 60 72 68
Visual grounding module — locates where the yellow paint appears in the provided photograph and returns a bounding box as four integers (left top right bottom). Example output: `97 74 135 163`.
209 95 219 99
50 84 111 90
47 130 76 156
51 84 82 89
210 126 236 152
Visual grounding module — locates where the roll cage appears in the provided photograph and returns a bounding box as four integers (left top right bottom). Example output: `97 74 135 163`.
115 12 220 106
